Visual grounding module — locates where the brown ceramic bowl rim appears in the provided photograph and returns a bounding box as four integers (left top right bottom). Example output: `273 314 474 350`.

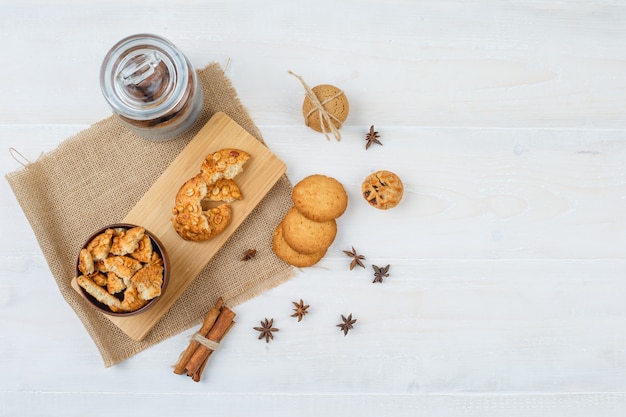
75 223 169 317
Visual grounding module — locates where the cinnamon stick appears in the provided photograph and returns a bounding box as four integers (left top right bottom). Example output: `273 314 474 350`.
191 321 235 382
173 297 224 375
185 306 236 378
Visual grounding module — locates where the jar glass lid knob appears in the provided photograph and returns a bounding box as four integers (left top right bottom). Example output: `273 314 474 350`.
115 50 173 105
100 34 189 120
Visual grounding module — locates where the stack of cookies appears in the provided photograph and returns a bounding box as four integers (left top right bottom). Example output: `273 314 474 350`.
273 174 348 267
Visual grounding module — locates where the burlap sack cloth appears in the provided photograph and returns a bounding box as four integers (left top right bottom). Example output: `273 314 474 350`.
5 63 295 367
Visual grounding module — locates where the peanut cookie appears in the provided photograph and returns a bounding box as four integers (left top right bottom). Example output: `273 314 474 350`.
171 174 233 241
302 84 349 134
272 223 326 268
77 248 94 276
200 148 251 183
91 272 108 287
281 207 337 254
86 228 114 262
131 264 164 300
172 149 249 241
129 234 153 263
117 283 148 313
110 226 145 256
102 255 143 284
291 174 348 222
172 201 232 242
77 274 122 311
106 271 126 295
202 178 242 204
362 170 404 210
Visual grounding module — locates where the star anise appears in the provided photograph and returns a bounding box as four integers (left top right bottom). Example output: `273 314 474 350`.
254 318 279 343
241 249 257 261
291 299 310 322
372 264 390 283
337 313 357 336
365 125 382 150
343 246 366 270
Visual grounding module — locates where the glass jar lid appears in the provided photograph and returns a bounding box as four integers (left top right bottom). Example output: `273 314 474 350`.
100 34 190 121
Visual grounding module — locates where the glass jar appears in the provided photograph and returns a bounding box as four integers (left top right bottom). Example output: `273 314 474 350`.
100 34 203 141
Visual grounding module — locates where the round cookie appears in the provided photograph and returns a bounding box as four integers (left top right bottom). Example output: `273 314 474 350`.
302 84 349 133
292 174 348 222
171 174 233 241
362 170 404 210
272 223 326 268
281 207 337 254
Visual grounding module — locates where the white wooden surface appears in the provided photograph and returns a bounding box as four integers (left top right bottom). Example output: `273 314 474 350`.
2 1 626 415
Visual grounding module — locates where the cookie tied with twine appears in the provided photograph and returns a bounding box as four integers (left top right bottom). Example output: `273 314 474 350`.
288 71 349 141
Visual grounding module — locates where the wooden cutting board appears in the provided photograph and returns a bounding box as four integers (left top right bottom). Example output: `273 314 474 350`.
71 112 286 341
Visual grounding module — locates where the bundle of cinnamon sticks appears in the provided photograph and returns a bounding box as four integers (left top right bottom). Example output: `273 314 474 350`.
173 297 235 382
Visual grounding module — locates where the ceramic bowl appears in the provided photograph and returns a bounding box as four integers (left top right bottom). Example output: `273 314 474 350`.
75 223 169 316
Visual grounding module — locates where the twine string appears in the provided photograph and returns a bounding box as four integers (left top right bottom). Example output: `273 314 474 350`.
288 70 344 141
223 57 232 74
191 331 221 351
9 147 36 167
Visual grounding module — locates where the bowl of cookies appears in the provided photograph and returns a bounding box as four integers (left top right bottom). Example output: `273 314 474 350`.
75 223 169 316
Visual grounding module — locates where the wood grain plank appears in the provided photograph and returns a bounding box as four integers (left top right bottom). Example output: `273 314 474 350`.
2 2 626 128
3 392 626 417
3 0 626 414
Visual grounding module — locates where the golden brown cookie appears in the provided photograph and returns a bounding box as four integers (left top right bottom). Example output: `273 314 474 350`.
77 274 122 311
149 251 163 267
302 84 349 134
86 228 114 262
281 207 337 254
118 283 148 313
272 223 326 268
171 149 249 242
291 174 348 222
172 202 232 242
173 174 208 216
131 264 164 300
91 272 108 287
200 148 251 184
362 170 404 210
202 178 242 204
129 234 153 263
102 255 143 284
106 271 126 295
110 226 145 256
77 248 94 276
171 174 233 241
